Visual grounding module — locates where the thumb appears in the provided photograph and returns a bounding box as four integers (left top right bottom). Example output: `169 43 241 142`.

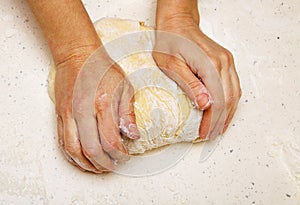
118 80 140 140
153 53 212 110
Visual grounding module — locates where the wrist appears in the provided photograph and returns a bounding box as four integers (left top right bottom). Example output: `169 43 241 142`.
54 43 102 71
156 0 200 28
27 0 104 68
53 42 101 68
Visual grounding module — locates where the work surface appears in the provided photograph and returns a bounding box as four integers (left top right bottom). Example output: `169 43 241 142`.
0 0 299 204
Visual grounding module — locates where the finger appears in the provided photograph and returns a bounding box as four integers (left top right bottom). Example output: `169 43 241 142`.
222 78 235 133
154 52 220 139
57 115 64 149
62 116 101 173
222 66 242 133
119 80 140 139
214 64 234 136
75 115 116 171
230 64 242 96
57 115 78 167
196 68 226 140
191 58 226 139
96 93 130 161
230 64 242 105
198 107 212 140
153 53 212 110
154 32 226 139
207 108 226 139
199 101 226 140
222 106 235 133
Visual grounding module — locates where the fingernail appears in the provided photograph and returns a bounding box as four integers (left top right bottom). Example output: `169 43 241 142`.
128 124 140 140
196 93 211 110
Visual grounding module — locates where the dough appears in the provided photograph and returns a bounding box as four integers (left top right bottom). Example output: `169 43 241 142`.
48 18 204 154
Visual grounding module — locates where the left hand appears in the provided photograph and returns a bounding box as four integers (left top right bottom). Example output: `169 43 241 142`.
55 49 140 173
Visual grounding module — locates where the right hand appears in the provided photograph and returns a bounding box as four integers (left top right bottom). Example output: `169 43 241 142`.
55 47 140 173
153 3 241 140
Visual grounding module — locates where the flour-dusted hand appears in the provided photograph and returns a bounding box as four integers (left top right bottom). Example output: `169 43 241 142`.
27 0 139 173
153 0 241 140
55 51 139 173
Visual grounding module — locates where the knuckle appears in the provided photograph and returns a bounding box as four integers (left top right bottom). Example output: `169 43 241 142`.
220 49 233 63
211 49 234 70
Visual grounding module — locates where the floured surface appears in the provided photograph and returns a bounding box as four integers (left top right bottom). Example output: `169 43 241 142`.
48 18 203 154
0 0 299 204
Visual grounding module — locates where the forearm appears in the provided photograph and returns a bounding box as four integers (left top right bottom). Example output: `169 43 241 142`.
27 0 101 65
156 0 200 26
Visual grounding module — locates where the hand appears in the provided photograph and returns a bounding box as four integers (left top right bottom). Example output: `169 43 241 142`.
154 0 241 140
27 0 139 173
55 47 140 173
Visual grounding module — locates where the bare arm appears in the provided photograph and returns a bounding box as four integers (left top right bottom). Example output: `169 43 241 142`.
27 0 101 65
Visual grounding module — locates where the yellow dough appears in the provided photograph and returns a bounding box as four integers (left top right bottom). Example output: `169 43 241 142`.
48 18 204 154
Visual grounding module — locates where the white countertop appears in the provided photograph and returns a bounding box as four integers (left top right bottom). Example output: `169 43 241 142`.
0 0 299 204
